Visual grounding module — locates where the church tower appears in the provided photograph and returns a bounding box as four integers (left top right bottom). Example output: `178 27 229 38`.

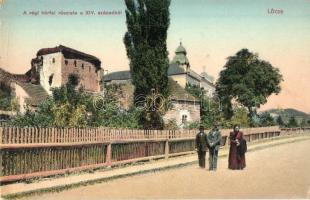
171 42 190 72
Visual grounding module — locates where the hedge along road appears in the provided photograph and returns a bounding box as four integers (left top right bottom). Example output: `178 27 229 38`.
20 139 310 199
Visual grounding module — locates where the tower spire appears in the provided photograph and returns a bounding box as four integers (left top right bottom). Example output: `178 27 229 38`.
202 65 206 73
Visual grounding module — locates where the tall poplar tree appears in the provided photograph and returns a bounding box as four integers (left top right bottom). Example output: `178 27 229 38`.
123 0 171 129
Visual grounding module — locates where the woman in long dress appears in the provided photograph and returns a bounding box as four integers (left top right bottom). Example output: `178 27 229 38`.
228 125 246 170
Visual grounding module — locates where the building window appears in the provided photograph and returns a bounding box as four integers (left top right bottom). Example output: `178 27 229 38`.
74 60 77 67
182 115 187 124
52 58 55 63
48 74 54 86
81 64 84 69
65 60 68 65
89 66 91 72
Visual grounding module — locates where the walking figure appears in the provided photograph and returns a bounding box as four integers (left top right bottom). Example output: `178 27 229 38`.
195 125 208 168
207 123 222 171
228 125 246 170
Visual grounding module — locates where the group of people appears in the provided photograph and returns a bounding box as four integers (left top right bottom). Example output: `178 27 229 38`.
195 124 246 170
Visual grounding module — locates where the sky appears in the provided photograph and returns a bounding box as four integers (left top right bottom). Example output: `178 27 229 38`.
0 0 310 113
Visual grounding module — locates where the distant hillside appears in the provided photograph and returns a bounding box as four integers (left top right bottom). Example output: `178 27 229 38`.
263 108 310 122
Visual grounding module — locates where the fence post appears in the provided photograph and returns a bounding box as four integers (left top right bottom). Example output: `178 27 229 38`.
248 134 252 142
0 127 2 144
165 140 169 159
106 143 112 166
8 127 12 144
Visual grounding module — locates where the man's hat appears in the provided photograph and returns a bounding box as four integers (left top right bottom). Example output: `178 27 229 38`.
199 125 204 129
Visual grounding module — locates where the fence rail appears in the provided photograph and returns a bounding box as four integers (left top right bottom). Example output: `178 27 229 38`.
0 126 309 183
0 126 282 144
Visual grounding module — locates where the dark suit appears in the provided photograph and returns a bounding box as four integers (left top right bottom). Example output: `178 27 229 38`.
195 131 208 168
207 129 222 170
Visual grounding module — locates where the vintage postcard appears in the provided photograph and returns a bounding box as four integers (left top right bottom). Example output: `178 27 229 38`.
0 0 310 199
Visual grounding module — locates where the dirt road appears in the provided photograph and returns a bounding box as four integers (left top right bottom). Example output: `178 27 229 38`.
20 140 310 199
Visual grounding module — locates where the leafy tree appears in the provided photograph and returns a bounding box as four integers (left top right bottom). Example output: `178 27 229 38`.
10 74 143 128
200 97 224 129
164 119 179 130
276 115 285 127
185 83 253 129
227 107 250 128
11 83 142 129
47 75 90 127
124 0 171 129
185 83 219 128
216 49 283 125
185 83 228 129
259 112 276 127
300 119 308 127
184 121 200 130
188 105 250 130
91 84 143 129
11 102 54 127
11 78 90 128
185 83 206 100
287 116 298 128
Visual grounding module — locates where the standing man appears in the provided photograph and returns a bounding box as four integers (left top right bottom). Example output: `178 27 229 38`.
207 123 222 171
195 125 208 168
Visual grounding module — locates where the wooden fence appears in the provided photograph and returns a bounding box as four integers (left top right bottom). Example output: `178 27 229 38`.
0 126 309 183
0 126 283 144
